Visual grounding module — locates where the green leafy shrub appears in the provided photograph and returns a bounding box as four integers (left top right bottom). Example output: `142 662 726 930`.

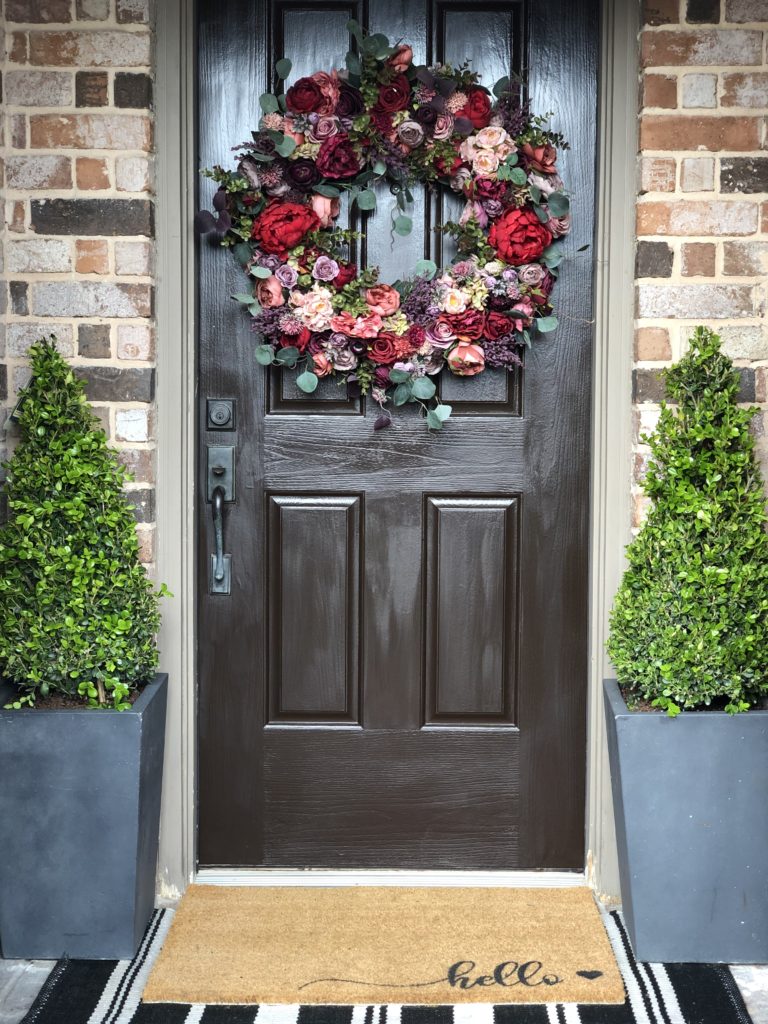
0 338 167 709
608 326 768 716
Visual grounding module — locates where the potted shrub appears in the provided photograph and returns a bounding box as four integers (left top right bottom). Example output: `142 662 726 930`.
0 338 169 960
604 326 768 964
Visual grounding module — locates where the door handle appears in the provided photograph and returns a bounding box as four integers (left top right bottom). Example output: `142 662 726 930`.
210 485 231 595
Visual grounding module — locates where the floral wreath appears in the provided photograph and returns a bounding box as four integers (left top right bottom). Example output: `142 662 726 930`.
196 21 571 431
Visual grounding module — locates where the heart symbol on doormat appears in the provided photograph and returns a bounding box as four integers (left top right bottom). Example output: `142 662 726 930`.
576 970 603 980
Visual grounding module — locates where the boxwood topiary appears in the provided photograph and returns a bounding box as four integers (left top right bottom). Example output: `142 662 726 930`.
608 326 768 716
0 337 167 710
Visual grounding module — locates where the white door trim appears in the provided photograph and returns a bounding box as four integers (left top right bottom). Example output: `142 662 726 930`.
197 869 587 888
153 0 638 898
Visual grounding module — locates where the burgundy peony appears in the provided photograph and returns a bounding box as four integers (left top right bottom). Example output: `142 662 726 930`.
439 308 486 342
332 262 358 289
285 157 321 191
280 326 311 352
457 87 492 129
251 200 320 257
368 332 400 365
316 134 361 179
489 207 553 266
285 76 324 114
375 73 411 113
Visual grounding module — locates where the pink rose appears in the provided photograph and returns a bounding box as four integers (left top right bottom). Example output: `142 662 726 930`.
329 311 357 334
255 275 285 307
387 43 413 74
312 352 333 377
365 284 401 316
447 341 485 376
309 193 341 228
350 313 384 338
312 70 340 115
308 116 340 144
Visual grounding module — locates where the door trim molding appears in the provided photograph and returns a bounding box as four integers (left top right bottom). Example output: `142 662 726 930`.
197 869 587 888
154 0 638 896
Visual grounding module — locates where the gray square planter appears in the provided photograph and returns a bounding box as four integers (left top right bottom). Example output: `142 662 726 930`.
604 678 768 964
0 673 167 960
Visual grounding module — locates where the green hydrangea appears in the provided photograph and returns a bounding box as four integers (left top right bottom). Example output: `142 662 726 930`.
0 338 167 709
608 326 768 715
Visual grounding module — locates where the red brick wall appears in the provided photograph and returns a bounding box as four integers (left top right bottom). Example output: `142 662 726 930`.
635 0 768 524
1 0 155 564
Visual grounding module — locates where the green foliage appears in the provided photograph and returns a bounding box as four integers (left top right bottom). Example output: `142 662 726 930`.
607 327 768 715
0 338 167 710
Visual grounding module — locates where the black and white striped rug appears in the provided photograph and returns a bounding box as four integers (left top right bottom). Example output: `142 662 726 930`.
21 909 753 1024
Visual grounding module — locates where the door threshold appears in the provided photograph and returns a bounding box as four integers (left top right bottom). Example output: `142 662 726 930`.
195 868 588 887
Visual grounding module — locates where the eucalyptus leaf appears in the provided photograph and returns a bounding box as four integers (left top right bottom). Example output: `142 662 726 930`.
393 383 413 406
426 410 443 430
275 135 297 157
373 159 387 175
412 377 436 400
250 265 273 279
548 192 570 217
356 188 377 211
346 18 363 43
534 206 550 225
536 316 558 333
232 242 252 266
493 75 510 98
259 92 279 114
296 370 319 394
346 51 362 77
388 368 410 384
413 259 437 280
394 215 412 236
255 345 276 365
275 346 299 367
434 403 452 421
314 184 341 198
231 292 255 304
275 58 292 79
510 167 528 185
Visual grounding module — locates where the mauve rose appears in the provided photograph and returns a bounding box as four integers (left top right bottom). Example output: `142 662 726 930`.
432 113 455 140
309 193 341 228
255 275 285 307
285 158 321 191
447 341 485 375
483 199 503 219
387 43 413 74
316 134 361 179
459 200 488 228
275 264 298 289
521 142 558 175
286 77 323 114
365 284 401 316
312 255 340 281
311 71 340 116
330 347 358 371
312 351 333 377
397 120 425 148
425 319 456 349
449 167 472 193
375 74 411 113
518 263 547 286
307 116 339 144
336 82 365 118
548 212 571 238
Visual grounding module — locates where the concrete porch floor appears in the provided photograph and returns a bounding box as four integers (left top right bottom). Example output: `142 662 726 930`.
1 953 767 1023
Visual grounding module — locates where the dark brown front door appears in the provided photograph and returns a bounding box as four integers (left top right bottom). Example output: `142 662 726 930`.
197 0 598 869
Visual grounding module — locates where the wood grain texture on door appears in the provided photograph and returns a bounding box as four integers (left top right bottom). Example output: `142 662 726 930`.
197 0 598 869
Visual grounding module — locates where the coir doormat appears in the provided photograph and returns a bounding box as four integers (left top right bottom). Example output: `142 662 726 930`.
20 907 754 1024
142 887 623 1007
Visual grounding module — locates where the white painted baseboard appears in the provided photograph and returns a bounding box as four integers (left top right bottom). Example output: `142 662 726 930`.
196 869 587 888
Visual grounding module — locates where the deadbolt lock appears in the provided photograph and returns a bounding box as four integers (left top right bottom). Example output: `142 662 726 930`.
206 398 236 431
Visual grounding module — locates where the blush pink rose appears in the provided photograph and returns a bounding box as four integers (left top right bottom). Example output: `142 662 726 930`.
387 43 413 74
350 313 384 338
365 284 401 316
309 194 341 228
312 352 333 377
255 275 285 307
447 341 485 376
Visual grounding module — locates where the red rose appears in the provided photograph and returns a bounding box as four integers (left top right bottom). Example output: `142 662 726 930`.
280 327 311 352
488 207 552 266
368 332 400 365
457 87 491 129
434 151 463 177
285 76 323 114
484 311 513 340
521 142 558 175
440 309 486 342
316 134 361 179
375 73 411 113
332 262 358 289
251 200 320 257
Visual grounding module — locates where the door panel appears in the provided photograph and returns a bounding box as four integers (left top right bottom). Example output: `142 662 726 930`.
197 0 598 869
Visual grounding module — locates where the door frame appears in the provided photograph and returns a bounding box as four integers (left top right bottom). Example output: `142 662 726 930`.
153 0 638 900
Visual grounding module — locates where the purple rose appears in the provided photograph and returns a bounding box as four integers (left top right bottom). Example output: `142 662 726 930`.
425 320 456 349
308 116 340 144
517 264 546 286
432 113 455 140
276 264 298 289
312 255 340 281
330 347 359 371
336 82 365 118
